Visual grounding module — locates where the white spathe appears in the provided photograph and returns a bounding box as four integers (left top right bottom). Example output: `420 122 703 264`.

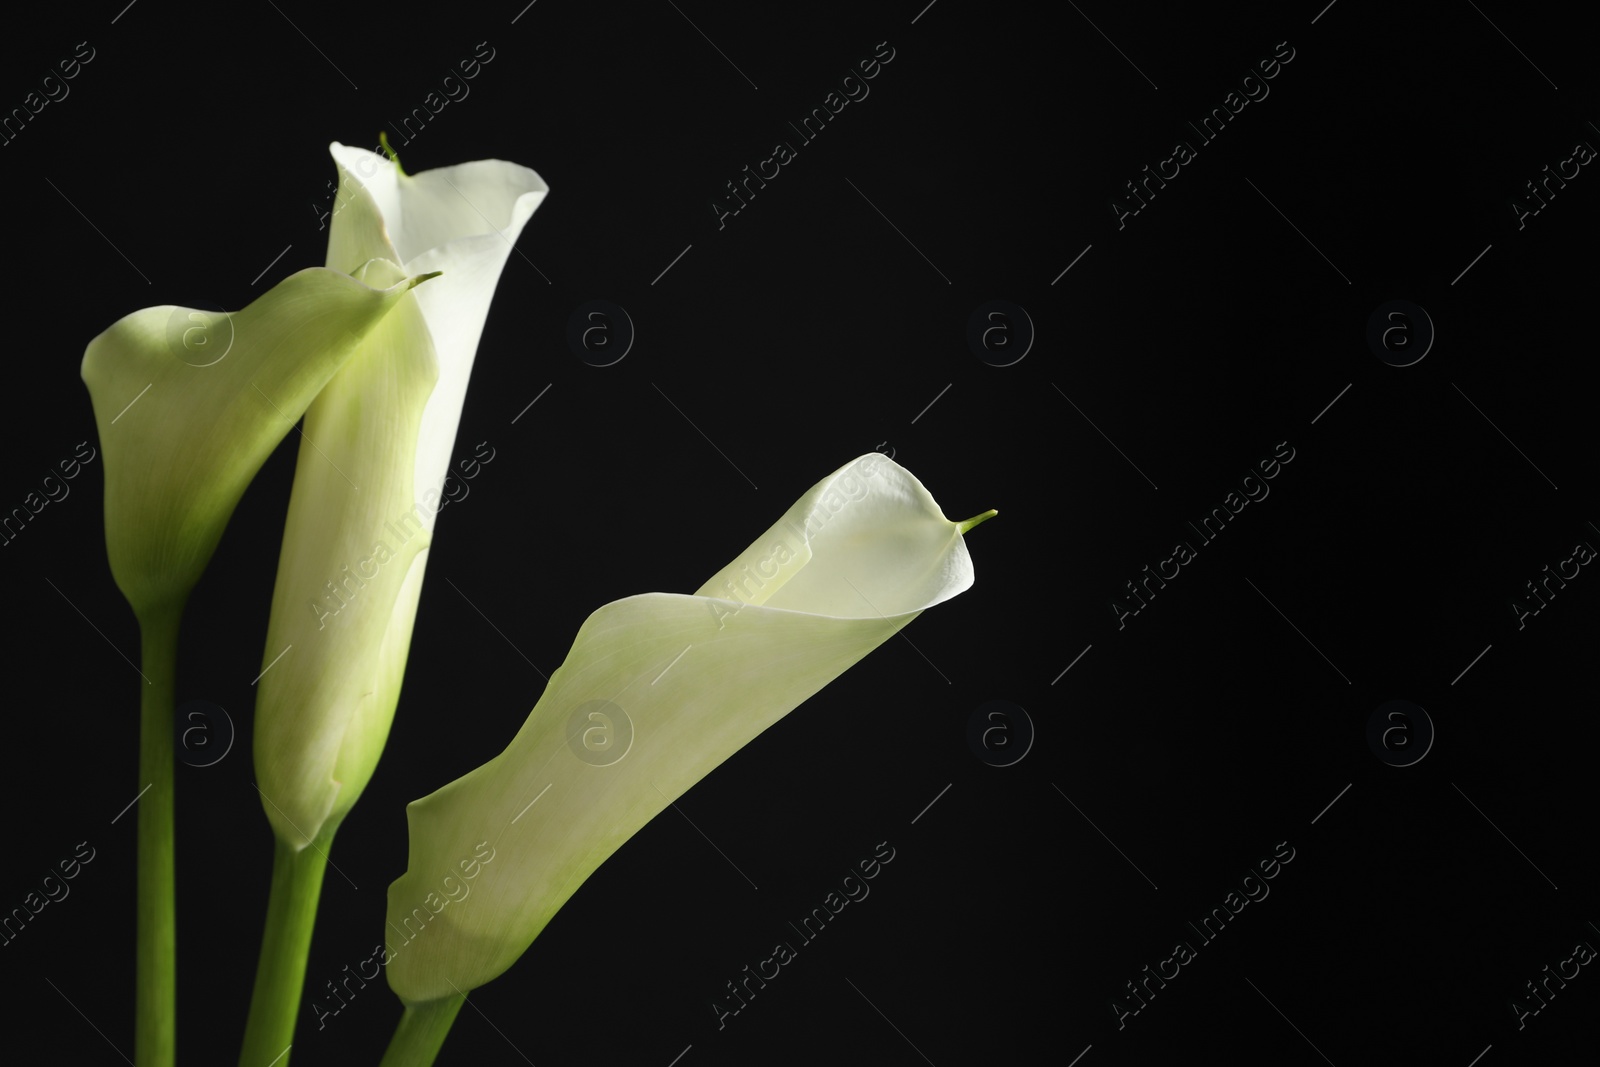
325 142 548 525
80 263 435 623
384 453 990 1004
254 146 548 849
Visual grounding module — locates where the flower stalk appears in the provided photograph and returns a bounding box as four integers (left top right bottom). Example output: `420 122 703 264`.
82 263 440 1067
237 822 340 1067
135 601 182 1067
378 996 466 1067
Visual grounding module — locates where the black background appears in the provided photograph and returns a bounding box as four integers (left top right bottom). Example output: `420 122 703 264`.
2 1 1598 1064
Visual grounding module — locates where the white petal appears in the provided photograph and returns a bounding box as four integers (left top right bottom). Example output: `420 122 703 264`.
327 143 403 270
325 144 548 528
695 453 974 617
254 259 441 847
252 146 549 844
384 455 982 1003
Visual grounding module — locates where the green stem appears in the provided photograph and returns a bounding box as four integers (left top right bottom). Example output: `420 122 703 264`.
136 604 182 1067
379 996 467 1067
238 824 339 1067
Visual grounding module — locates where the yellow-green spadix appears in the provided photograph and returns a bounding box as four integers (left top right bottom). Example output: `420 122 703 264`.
384 453 994 1004
79 262 439 623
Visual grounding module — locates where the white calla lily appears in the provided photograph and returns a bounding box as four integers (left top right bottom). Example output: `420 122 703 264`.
239 143 547 1067
80 262 436 1067
381 454 993 1030
254 142 548 848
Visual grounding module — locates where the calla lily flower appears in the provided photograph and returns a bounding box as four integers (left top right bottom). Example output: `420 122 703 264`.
80 263 439 622
383 454 993 1015
81 261 437 1067
240 143 546 1065
253 142 548 849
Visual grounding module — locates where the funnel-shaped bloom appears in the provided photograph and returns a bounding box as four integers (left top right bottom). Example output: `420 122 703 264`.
384 453 992 1004
80 263 438 622
254 144 548 848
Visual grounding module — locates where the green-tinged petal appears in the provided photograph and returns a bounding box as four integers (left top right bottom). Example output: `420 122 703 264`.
384 454 988 1003
253 258 440 849
243 142 547 1059
250 146 547 844
80 264 436 621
